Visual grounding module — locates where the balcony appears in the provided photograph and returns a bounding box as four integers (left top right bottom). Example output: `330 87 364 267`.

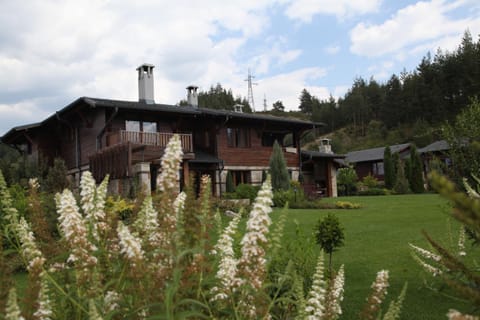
90 130 194 181
106 130 193 153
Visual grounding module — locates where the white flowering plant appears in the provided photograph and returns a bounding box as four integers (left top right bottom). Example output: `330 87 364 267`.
1 134 409 319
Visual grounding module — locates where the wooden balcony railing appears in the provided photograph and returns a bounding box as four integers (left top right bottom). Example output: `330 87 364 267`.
106 130 193 153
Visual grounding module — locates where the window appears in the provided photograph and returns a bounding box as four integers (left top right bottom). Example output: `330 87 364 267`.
126 120 140 132
231 170 251 186
142 122 157 133
125 120 157 132
372 162 384 175
226 127 250 148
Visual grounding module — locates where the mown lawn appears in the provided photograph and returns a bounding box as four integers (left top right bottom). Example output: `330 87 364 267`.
273 193 472 320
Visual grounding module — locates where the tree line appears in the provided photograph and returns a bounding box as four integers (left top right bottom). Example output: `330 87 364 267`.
304 31 479 136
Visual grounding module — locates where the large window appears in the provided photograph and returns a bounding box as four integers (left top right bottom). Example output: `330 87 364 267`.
227 127 250 148
125 120 157 132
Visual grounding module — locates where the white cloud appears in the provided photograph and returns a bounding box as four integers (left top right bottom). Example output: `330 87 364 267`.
0 0 283 131
284 0 382 22
239 67 329 111
350 0 480 57
325 45 341 54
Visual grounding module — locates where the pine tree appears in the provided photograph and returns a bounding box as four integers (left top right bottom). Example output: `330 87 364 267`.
384 146 395 189
393 158 409 194
269 140 290 191
408 145 425 193
226 171 235 193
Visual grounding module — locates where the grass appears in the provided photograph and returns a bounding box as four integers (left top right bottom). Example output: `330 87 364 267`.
274 193 473 319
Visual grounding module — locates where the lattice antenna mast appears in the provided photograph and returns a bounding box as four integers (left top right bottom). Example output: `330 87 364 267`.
245 69 257 111
263 94 267 111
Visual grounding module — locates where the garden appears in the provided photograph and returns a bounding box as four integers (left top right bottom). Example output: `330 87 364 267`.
0 135 478 319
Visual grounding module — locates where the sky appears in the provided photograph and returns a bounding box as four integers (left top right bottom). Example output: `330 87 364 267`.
1 0 480 135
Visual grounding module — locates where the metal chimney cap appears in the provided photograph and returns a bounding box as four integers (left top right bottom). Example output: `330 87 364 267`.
137 63 155 71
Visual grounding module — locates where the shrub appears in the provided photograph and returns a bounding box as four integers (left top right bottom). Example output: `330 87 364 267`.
334 201 361 209
362 174 379 188
233 183 260 202
358 188 390 196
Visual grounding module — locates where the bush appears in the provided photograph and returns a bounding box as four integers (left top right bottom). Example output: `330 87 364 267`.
362 174 378 188
233 183 260 202
357 188 390 196
334 201 361 209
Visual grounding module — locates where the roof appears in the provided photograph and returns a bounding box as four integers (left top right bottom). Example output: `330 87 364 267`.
345 143 411 163
189 150 222 164
418 140 450 153
2 97 323 143
301 150 345 159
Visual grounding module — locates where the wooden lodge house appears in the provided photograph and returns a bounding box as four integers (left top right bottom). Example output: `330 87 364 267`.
1 64 343 197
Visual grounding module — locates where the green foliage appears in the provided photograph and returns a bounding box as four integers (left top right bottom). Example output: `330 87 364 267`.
337 166 358 196
410 171 480 315
230 183 260 202
179 83 252 112
272 100 285 112
444 98 480 184
384 146 396 189
408 145 425 193
225 171 235 193
44 158 70 193
362 174 379 188
269 140 290 191
334 201 361 209
393 158 410 194
314 213 345 272
358 188 390 196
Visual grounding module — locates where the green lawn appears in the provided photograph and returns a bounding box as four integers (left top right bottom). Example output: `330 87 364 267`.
274 194 472 320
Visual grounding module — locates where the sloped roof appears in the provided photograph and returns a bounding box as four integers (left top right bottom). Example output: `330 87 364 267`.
345 143 411 163
2 97 323 143
301 150 345 159
418 140 450 153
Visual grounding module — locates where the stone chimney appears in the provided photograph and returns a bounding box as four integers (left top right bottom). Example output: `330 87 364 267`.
319 138 333 154
137 64 155 104
186 85 198 108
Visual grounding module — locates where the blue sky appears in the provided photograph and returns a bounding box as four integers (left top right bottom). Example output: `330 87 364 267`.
1 0 479 135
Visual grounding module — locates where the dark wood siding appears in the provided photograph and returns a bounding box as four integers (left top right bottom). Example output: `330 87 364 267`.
217 127 299 167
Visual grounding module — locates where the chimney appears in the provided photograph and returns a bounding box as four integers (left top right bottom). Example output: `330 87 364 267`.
319 138 333 154
234 104 244 113
186 85 198 108
137 63 155 104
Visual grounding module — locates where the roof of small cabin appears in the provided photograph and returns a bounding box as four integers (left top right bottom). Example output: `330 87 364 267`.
301 150 345 159
345 143 411 163
2 97 324 143
418 140 450 153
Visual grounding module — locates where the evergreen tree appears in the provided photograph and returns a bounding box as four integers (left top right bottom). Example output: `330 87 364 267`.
269 140 290 191
272 100 285 112
226 171 235 193
383 146 395 189
408 145 425 193
298 89 313 114
393 158 410 194
444 99 480 184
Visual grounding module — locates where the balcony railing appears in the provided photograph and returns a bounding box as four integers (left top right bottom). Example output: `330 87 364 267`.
106 130 193 153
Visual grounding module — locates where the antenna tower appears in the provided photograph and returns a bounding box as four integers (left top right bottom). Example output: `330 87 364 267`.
245 69 257 111
263 94 267 111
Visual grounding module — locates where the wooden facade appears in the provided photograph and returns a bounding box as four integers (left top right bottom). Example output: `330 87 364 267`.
2 96 343 197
